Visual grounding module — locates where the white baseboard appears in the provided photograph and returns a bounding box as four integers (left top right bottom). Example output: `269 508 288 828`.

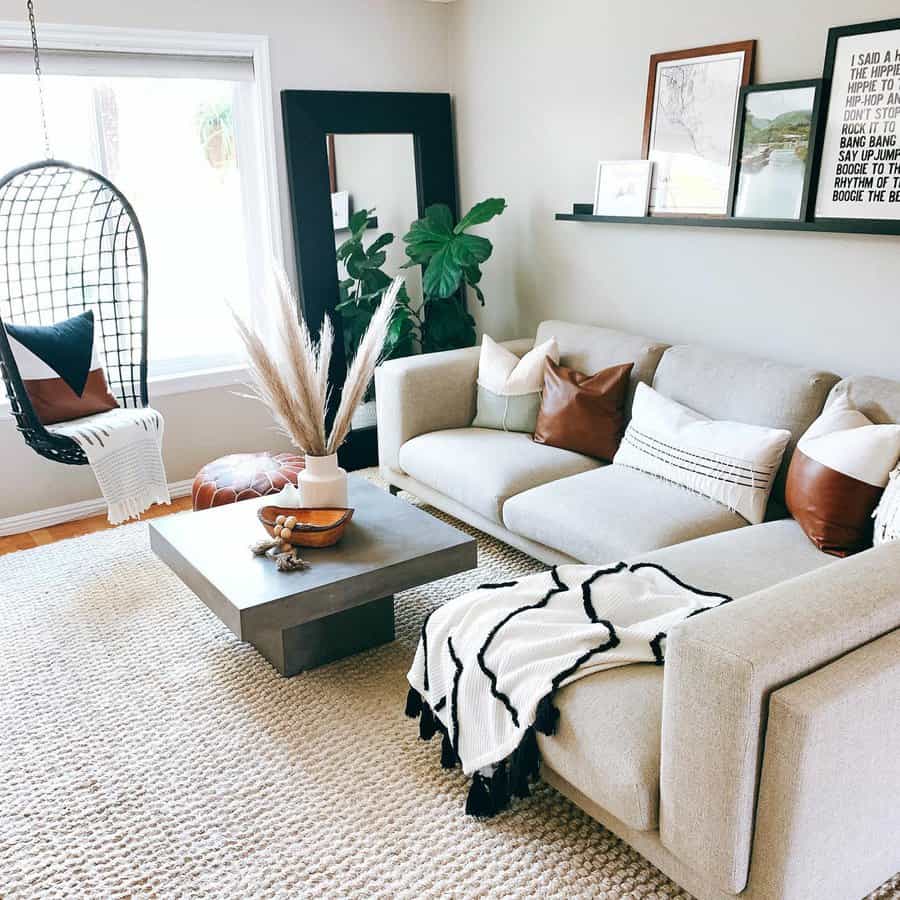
0 478 194 537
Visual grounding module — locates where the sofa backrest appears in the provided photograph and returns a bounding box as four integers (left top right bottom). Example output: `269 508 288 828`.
652 344 839 502
827 375 900 424
535 320 669 413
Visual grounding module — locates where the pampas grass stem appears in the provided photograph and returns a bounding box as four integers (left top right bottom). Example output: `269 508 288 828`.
233 266 402 459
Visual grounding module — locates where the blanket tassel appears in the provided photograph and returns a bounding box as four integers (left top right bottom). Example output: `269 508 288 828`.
405 686 423 718
490 760 510 812
440 730 457 769
465 773 495 818
508 726 540 798
419 702 437 741
535 693 560 736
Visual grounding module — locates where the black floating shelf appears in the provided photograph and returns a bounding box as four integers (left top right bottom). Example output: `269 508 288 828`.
556 204 900 237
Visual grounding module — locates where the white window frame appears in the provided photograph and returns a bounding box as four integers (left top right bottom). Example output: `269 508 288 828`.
0 22 282 403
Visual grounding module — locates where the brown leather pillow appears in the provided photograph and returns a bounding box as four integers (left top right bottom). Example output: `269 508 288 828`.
533 360 633 461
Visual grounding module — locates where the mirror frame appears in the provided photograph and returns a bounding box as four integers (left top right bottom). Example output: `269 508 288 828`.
281 90 458 470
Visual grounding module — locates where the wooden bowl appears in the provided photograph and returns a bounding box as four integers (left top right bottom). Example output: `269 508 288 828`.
258 505 354 548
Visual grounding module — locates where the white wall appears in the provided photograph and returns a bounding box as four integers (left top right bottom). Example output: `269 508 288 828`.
0 0 449 519
447 0 900 381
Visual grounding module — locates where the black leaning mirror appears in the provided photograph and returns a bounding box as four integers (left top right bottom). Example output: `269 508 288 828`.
327 133 424 434
281 90 458 470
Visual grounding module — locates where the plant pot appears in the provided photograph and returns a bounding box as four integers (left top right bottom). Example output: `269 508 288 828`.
299 453 348 508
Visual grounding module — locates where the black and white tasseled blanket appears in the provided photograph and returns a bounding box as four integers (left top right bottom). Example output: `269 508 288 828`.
405 562 731 817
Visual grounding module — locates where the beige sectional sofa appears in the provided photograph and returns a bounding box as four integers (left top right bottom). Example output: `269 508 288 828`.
375 320 900 900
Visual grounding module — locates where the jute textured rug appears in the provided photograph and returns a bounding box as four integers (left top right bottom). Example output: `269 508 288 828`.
1 479 898 899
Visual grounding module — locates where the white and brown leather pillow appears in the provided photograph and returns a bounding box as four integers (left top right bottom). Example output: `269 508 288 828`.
5 310 119 425
786 395 900 556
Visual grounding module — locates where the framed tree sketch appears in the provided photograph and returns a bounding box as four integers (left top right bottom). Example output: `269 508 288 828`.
811 18 900 231
729 80 823 221
642 41 755 216
593 160 653 216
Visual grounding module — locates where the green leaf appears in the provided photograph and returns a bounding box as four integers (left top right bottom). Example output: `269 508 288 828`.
420 296 476 352
423 244 462 299
348 208 370 235
366 232 394 256
461 264 482 285
424 203 455 234
453 197 506 234
450 233 492 267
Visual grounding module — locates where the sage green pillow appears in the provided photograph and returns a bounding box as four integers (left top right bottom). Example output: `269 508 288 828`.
472 384 543 433
470 334 559 433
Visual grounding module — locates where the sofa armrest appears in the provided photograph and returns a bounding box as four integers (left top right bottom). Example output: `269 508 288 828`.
659 540 900 895
746 629 900 900
374 338 534 478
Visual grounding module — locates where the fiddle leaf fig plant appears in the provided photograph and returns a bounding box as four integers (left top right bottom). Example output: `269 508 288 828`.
403 197 506 302
402 197 506 352
334 197 506 365
335 208 417 367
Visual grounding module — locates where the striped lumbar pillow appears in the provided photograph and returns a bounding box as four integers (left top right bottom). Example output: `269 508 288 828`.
5 310 119 425
471 334 559 433
613 382 791 524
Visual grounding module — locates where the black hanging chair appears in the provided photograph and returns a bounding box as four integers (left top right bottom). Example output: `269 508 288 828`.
0 160 149 465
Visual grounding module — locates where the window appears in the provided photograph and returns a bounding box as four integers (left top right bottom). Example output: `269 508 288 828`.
0 27 280 383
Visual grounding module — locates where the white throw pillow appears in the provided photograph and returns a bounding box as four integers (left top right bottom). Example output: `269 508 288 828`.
874 466 900 545
471 334 559 433
477 334 559 395
613 383 791 524
796 394 900 485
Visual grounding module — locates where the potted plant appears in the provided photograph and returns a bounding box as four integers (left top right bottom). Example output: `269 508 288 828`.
233 269 402 508
402 198 506 352
334 197 508 370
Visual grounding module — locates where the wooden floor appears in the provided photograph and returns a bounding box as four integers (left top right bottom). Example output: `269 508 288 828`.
0 496 194 556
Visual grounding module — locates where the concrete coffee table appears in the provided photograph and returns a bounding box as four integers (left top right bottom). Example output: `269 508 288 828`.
149 477 476 676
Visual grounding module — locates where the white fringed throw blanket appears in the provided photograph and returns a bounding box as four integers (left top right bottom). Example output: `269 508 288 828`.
48 406 170 524
405 562 731 817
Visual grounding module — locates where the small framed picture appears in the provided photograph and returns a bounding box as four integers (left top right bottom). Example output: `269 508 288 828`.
593 161 653 216
331 190 350 230
810 17 900 230
642 40 755 216
729 80 823 221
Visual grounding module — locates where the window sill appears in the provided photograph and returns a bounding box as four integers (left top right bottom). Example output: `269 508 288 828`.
148 364 250 398
0 363 251 421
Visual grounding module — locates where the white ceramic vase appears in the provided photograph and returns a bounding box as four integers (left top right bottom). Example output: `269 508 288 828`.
300 453 348 508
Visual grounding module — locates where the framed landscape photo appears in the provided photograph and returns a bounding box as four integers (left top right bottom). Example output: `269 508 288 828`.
729 80 823 221
593 160 653 216
642 40 755 216
811 17 900 231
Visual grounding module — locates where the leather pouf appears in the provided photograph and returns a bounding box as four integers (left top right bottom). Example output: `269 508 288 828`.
192 451 305 511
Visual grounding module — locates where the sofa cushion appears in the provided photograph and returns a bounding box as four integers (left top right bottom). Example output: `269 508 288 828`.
502 465 746 563
652 344 838 502
537 664 663 831
539 519 835 834
639 518 835 599
397 428 599 524
535 320 668 415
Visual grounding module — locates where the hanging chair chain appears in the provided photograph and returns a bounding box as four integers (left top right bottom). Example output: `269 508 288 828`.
26 0 52 158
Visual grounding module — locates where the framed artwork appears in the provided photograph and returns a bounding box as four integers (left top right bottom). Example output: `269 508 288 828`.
331 190 350 230
593 160 653 216
810 18 900 230
642 40 755 216
729 80 823 221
